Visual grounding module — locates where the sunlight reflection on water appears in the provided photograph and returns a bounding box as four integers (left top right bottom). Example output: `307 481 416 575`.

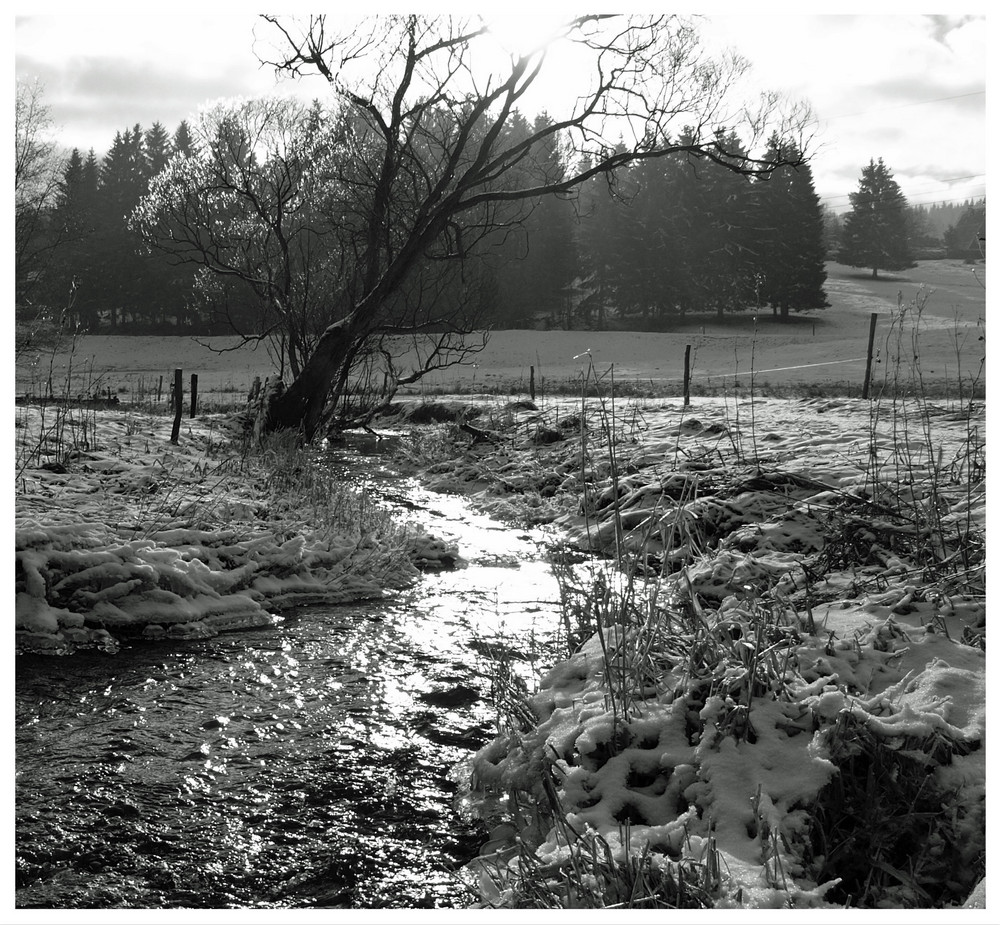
16 433 580 909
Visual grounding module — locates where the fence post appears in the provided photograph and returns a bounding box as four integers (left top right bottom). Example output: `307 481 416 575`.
529 365 536 402
170 368 183 444
862 313 878 399
683 345 692 407
190 374 198 418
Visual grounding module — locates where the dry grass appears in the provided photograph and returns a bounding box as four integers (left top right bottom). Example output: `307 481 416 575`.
430 293 985 910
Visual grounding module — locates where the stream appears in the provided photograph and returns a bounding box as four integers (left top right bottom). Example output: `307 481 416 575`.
15 436 571 909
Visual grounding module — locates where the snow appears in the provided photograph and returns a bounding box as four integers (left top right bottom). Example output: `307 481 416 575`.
14 407 455 655
12 385 989 911
416 393 987 910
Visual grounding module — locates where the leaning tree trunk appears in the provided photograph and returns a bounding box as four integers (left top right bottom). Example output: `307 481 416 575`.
262 318 357 441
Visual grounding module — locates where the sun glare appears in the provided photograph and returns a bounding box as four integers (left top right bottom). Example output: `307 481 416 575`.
485 13 570 58
476 13 594 115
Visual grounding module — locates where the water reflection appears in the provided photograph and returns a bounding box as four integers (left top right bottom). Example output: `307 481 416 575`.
16 433 570 908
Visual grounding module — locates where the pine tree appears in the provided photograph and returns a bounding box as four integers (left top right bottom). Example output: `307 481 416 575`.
699 129 759 320
609 157 669 326
48 148 100 327
101 127 147 213
611 150 701 327
574 146 635 329
58 149 86 221
173 120 195 157
486 111 577 328
753 134 828 320
520 113 577 328
144 122 173 178
94 128 146 326
838 158 915 278
482 111 533 327
96 124 192 329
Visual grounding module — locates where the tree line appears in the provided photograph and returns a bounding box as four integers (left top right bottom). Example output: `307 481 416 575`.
19 95 831 337
19 98 983 339
484 120 831 329
13 16 985 436
15 91 203 333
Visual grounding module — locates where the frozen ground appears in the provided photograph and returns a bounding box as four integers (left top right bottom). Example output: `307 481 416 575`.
12 310 989 912
399 392 987 910
14 409 456 656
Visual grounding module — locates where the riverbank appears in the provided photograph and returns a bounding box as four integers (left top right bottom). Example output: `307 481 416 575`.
13 388 988 910
14 421 568 909
13 406 459 655
387 389 987 910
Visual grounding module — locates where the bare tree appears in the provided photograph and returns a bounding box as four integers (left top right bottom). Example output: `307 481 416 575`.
133 95 491 425
141 14 812 439
15 78 65 308
134 97 340 377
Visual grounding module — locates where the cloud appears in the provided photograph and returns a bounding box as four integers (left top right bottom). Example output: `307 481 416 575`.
925 14 981 46
16 14 284 152
15 10 985 209
697 13 985 209
18 54 243 151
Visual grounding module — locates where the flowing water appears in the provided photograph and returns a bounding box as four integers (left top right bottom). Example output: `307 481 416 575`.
15 436 571 909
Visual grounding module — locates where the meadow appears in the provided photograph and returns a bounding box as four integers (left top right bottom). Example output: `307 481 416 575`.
14 261 986 408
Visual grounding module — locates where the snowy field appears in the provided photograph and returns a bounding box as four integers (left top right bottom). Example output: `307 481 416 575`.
14 410 457 655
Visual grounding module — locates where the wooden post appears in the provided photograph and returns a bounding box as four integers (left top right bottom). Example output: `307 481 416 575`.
190 374 198 418
683 345 692 407
862 313 878 399
170 368 183 444
157 375 163 404
529 365 536 401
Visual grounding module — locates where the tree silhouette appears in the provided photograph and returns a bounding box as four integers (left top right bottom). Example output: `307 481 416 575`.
753 134 828 320
838 158 914 279
137 14 811 438
172 120 196 157
46 148 101 329
15 79 64 308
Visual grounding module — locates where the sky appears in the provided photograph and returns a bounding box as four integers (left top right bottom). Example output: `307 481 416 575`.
13 6 988 215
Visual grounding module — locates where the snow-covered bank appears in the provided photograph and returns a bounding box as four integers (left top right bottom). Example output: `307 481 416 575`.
14 407 453 655
12 389 989 910
396 394 987 909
